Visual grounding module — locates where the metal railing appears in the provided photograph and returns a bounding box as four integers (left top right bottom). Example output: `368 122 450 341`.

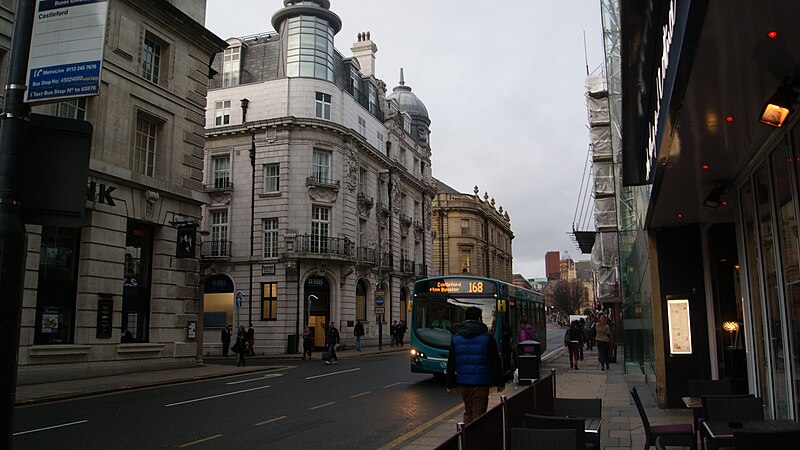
201 240 232 258
357 247 376 265
306 175 340 188
293 235 353 257
204 180 234 191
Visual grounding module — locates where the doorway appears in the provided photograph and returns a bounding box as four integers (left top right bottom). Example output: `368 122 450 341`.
304 276 330 348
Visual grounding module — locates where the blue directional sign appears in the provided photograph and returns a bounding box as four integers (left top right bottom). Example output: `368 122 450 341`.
374 290 385 307
235 291 244 308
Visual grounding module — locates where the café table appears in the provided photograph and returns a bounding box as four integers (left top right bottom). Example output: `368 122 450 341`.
682 396 702 409
702 419 800 450
583 416 603 434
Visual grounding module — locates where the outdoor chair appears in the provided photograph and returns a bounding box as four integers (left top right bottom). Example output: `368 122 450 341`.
732 430 800 450
630 387 696 450
524 414 587 450
704 396 763 422
553 397 602 448
511 428 577 450
697 394 754 450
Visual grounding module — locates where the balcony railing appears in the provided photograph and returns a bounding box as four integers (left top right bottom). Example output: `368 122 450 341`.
293 235 353 257
400 258 428 277
400 258 414 274
378 252 393 269
201 240 232 258
357 247 376 265
306 175 340 188
204 179 234 191
415 263 428 277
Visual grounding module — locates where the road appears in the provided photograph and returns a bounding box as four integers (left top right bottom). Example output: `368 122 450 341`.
12 324 567 449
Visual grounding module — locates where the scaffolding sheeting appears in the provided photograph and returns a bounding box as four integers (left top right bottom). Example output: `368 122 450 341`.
593 161 614 196
595 197 617 229
587 96 610 125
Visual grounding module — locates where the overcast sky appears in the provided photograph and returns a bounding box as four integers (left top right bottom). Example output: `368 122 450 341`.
205 0 605 279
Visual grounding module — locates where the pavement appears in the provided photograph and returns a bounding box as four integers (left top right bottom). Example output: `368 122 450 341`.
13 335 694 449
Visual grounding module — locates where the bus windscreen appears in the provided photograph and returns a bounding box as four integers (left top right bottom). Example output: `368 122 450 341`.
412 296 496 349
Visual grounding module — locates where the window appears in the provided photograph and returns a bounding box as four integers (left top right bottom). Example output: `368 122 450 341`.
315 92 331 120
377 131 384 151
133 115 157 176
57 98 87 120
460 249 471 273
399 148 407 168
368 84 377 114
222 46 240 87
358 116 366 136
142 35 162 84
263 218 279 258
211 154 230 188
214 100 231 126
311 205 330 253
210 210 229 256
312 149 330 183
413 157 419 175
421 161 426 177
357 168 367 195
261 282 278 320
286 15 335 81
350 67 360 97
461 219 470 235
34 226 80 345
403 115 411 133
263 163 279 193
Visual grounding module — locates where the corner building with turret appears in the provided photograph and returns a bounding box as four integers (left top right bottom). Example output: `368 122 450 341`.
202 0 434 354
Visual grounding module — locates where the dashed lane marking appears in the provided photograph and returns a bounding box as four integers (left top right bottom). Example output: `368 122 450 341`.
226 374 283 385
255 416 287 426
305 368 360 380
383 381 411 388
350 391 370 398
310 401 336 410
165 385 271 407
178 434 223 448
12 420 89 436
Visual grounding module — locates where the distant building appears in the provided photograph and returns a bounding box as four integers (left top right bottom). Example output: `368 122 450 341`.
559 255 576 280
431 181 513 282
512 274 532 290
545 251 560 280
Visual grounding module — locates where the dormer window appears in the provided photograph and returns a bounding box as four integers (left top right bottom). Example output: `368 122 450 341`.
350 67 360 97
403 115 411 133
223 46 241 87
368 85 377 114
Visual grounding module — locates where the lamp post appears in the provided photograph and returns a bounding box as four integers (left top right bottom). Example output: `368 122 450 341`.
248 131 255 327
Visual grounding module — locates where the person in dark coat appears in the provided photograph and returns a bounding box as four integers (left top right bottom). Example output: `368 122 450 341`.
397 320 407 347
325 321 340 365
354 320 365 351
565 321 584 369
446 307 505 425
302 326 313 360
235 325 247 367
246 323 255 356
221 325 232 356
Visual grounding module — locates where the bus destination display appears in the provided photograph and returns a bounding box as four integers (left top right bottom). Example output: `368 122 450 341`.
423 278 496 295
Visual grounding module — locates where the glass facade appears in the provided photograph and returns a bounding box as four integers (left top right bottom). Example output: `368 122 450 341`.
286 16 334 81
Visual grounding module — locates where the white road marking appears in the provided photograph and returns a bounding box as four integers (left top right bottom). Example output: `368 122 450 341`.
13 420 89 436
165 385 271 407
305 367 361 380
350 391 370 398
226 373 283 385
310 401 336 410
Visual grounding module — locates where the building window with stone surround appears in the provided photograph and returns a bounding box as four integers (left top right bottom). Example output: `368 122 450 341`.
312 149 331 183
311 206 330 253
368 84 377 114
263 218 279 259
460 248 471 273
133 114 158 177
261 282 278 321
34 226 80 345
461 219 470 236
211 154 230 189
122 222 153 343
263 163 279 193
358 116 366 136
57 97 87 120
210 210 229 257
222 46 240 87
377 131 384 152
214 100 231 126
142 33 166 85
315 92 331 120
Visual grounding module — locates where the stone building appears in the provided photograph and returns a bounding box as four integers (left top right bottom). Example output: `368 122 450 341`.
16 0 225 383
431 180 513 282
201 0 434 354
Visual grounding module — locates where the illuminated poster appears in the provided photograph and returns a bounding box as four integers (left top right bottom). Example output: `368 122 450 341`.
667 299 692 355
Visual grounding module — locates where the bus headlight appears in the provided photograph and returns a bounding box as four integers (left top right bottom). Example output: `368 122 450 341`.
411 348 424 358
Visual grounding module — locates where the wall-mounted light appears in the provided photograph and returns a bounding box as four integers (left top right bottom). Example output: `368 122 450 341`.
760 84 796 128
703 184 727 208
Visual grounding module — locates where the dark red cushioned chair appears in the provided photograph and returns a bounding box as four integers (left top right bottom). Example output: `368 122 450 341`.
631 387 696 450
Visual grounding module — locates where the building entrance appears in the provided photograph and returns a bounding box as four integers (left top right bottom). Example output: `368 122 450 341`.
304 276 330 348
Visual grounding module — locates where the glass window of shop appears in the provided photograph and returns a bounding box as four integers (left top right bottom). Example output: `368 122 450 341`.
34 227 80 345
122 222 153 343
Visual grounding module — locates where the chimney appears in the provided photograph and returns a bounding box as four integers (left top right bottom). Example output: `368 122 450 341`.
351 31 378 77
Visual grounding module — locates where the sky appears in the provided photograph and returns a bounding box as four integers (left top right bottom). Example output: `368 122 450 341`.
205 0 605 279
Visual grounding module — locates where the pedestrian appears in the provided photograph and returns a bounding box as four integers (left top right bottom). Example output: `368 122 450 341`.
234 325 247 367
221 325 232 356
397 320 407 347
446 306 505 425
302 326 313 360
564 321 583 369
324 320 340 365
578 318 586 361
587 318 597 351
354 319 365 351
518 319 537 354
246 323 255 356
390 320 399 346
595 315 613 370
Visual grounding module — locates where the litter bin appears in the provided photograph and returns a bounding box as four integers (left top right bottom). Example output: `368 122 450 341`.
517 340 540 385
286 334 298 354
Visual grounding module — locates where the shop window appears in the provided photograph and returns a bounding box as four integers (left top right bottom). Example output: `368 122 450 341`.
122 222 153 342
34 226 80 345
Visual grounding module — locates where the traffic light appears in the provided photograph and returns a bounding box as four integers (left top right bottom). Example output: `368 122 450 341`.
595 301 602 310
